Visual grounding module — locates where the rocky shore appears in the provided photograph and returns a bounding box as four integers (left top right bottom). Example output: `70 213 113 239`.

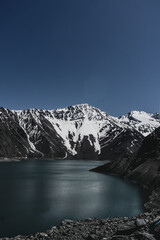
0 209 160 240
0 181 159 240
1 187 160 240
1 177 160 240
0 185 160 240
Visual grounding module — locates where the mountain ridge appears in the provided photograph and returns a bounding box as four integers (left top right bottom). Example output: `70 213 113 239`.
0 104 159 160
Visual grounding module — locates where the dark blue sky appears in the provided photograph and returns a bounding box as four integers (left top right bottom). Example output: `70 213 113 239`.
0 0 160 116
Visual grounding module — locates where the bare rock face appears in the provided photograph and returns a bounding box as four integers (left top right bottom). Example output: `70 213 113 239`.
0 107 34 158
99 128 144 161
92 126 160 190
127 127 160 189
127 159 160 189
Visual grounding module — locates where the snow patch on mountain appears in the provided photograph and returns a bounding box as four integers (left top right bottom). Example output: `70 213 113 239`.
44 104 109 155
117 111 160 136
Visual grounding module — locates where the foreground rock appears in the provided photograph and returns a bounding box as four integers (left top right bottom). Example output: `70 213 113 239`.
1 212 160 240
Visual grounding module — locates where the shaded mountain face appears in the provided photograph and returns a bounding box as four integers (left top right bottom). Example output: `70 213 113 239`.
137 127 160 159
127 127 160 188
93 126 160 189
0 104 159 160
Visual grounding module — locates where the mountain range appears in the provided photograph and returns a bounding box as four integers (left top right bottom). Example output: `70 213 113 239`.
0 104 160 160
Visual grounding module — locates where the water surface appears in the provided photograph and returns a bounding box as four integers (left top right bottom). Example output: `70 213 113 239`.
0 160 148 237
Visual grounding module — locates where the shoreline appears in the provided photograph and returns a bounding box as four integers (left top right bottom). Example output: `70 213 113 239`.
0 170 159 240
0 157 109 162
0 211 159 240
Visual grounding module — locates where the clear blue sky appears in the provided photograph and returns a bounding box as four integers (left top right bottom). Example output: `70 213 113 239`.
0 0 160 116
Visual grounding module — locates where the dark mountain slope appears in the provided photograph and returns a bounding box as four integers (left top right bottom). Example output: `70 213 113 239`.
0 107 33 158
92 126 160 189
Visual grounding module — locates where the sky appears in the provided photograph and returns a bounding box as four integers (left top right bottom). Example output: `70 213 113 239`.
0 0 160 116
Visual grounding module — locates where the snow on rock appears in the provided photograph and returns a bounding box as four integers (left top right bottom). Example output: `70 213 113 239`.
43 104 109 155
0 104 159 159
117 111 160 137
11 106 160 157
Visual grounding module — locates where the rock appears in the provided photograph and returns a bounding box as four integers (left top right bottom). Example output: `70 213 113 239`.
139 232 156 240
14 235 23 240
37 232 48 237
112 236 129 239
62 219 74 225
136 218 147 226
144 212 151 216
1 210 160 240
50 227 59 234
152 216 160 223
100 219 106 225
85 218 92 222
116 221 137 235
87 234 97 240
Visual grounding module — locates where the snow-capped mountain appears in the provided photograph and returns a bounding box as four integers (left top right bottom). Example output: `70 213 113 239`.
0 104 159 160
117 111 160 137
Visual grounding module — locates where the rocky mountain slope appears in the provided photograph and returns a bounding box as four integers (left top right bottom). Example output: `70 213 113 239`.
92 126 160 189
0 104 160 160
127 127 160 189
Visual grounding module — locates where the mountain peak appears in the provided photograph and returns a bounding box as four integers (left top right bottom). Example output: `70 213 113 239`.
52 103 107 122
118 110 160 137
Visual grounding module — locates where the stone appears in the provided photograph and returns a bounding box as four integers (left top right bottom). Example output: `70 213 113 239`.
140 232 156 240
62 219 74 225
100 219 106 225
87 234 97 240
2 210 160 240
136 218 147 226
50 227 59 234
117 221 137 234
152 216 160 223
85 218 92 222
37 232 48 237
112 236 129 239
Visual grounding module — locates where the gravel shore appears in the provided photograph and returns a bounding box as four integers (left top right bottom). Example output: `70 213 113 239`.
1 211 160 240
1 167 160 239
1 189 160 240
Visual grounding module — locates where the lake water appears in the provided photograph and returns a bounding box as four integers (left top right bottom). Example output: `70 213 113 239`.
0 160 148 237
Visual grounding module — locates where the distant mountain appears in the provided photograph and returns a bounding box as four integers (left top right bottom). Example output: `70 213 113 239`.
0 104 159 160
117 110 160 136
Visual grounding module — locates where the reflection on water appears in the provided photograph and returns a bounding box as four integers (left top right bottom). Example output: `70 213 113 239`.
0 160 148 237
